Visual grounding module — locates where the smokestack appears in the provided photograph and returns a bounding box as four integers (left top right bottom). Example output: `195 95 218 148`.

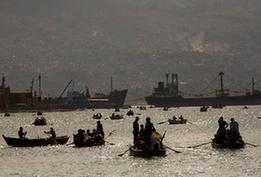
1 75 5 88
175 74 179 91
165 73 169 86
171 73 174 84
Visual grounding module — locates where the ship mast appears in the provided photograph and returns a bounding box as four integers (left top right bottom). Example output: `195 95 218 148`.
252 77 255 94
219 72 224 93
38 74 41 100
110 77 113 93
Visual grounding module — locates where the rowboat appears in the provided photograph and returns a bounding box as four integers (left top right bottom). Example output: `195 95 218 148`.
126 110 134 116
33 117 47 126
168 119 187 124
2 135 69 147
129 146 166 157
211 139 245 149
73 134 105 147
110 114 123 120
129 132 166 157
92 113 102 119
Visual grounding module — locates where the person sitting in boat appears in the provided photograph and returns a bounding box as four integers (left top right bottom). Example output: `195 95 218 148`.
144 117 156 148
18 127 27 139
96 121 104 137
172 116 177 121
215 117 228 143
133 117 139 144
75 129 85 146
86 129 91 136
44 127 56 139
179 115 184 121
228 118 240 142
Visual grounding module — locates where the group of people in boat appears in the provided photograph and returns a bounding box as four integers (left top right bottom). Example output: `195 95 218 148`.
74 121 104 146
171 115 184 121
18 127 56 139
133 117 157 149
214 117 243 145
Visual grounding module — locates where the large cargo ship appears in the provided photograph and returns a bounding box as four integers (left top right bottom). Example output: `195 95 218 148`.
145 72 261 107
0 76 128 111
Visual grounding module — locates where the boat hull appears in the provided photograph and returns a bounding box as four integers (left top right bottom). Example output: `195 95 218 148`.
2 135 69 147
145 94 261 107
73 135 105 147
211 140 245 149
168 119 187 124
129 146 166 157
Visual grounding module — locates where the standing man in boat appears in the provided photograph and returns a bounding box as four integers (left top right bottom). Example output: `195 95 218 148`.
144 117 156 148
96 121 104 137
216 117 228 143
44 127 56 139
133 117 139 144
18 127 27 139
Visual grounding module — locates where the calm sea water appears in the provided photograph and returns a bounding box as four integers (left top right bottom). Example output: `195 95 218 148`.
0 106 261 177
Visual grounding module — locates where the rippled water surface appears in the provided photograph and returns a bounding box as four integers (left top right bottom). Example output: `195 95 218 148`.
0 106 261 177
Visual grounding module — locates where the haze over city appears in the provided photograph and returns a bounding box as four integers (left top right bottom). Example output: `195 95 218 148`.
1 0 261 102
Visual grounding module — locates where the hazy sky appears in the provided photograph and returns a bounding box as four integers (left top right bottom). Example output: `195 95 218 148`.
1 0 261 101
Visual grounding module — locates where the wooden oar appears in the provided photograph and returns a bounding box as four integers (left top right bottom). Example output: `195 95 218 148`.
245 142 259 147
165 145 182 153
104 130 116 140
118 147 131 157
187 120 193 124
157 121 168 125
105 140 115 145
66 142 74 146
186 141 211 148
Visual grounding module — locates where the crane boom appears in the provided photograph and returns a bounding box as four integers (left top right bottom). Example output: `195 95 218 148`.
59 80 73 98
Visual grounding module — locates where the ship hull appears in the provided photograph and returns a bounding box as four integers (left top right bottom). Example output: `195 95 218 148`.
145 94 261 107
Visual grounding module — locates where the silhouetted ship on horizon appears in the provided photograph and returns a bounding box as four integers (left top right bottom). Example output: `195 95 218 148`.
0 76 128 111
145 72 261 107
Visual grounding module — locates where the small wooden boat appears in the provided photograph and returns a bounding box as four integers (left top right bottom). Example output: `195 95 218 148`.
2 135 69 147
168 119 187 124
37 111 43 116
4 112 10 117
163 107 168 111
73 134 105 147
33 117 47 126
200 106 208 112
211 139 245 149
126 110 134 116
110 114 123 120
92 113 102 119
129 132 166 157
129 146 166 157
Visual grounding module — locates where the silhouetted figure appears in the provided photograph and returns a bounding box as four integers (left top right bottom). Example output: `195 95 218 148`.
75 129 85 146
86 129 91 136
133 117 139 144
44 127 56 139
96 121 104 137
144 117 156 148
179 115 184 121
18 127 27 139
172 116 177 121
216 117 228 143
139 124 145 140
229 118 240 142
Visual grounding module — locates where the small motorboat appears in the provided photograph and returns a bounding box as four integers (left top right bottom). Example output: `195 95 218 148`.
2 135 69 147
33 117 47 126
